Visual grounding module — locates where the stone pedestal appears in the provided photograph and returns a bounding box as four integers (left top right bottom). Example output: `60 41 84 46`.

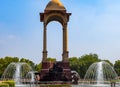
40 62 53 79
39 61 71 81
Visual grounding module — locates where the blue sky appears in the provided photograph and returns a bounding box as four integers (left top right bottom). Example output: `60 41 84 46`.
0 0 120 64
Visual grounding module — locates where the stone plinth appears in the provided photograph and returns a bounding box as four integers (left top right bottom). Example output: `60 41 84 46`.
39 61 71 81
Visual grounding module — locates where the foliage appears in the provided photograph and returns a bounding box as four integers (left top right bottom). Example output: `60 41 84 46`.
47 57 56 62
20 58 35 70
0 57 35 78
2 80 15 87
0 83 9 87
35 58 56 72
0 54 119 79
69 54 113 79
35 63 42 72
69 53 100 78
69 57 79 73
0 57 19 77
102 59 113 66
114 60 120 76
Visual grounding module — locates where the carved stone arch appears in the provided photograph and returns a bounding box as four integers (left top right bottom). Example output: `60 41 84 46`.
45 13 67 26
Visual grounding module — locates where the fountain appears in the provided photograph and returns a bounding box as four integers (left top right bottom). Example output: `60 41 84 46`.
26 71 35 82
1 62 120 87
1 62 34 87
71 71 80 84
96 62 104 84
82 61 120 87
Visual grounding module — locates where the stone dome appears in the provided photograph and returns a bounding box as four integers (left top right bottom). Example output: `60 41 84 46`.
45 0 66 10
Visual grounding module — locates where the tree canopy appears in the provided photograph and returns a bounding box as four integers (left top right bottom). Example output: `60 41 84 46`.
114 60 120 76
0 56 35 77
0 54 119 79
69 53 100 78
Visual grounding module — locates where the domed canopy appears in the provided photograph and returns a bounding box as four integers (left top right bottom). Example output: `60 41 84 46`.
45 0 66 10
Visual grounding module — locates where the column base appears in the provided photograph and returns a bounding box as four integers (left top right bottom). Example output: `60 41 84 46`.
62 51 69 62
42 51 47 62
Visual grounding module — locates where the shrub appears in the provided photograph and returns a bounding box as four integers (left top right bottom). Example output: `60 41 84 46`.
0 83 9 87
2 80 15 87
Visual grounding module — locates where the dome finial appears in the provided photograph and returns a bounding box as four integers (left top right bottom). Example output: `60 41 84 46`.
51 0 60 1
51 0 61 3
45 0 66 10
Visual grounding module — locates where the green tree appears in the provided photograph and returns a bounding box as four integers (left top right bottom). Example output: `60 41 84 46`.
20 58 35 70
34 58 56 72
35 63 42 72
69 54 100 79
0 57 37 78
47 57 56 62
0 56 19 77
114 60 120 76
0 58 5 77
102 59 113 66
69 57 79 72
79 53 100 78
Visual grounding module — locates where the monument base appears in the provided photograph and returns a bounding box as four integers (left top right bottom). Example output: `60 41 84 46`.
39 61 72 82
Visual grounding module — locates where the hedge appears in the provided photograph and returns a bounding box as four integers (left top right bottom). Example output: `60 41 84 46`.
2 80 15 87
0 83 9 87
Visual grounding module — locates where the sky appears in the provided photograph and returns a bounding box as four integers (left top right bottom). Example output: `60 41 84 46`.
0 0 120 64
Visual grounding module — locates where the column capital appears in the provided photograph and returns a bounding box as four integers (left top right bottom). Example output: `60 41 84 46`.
63 22 67 27
44 23 47 29
44 23 47 26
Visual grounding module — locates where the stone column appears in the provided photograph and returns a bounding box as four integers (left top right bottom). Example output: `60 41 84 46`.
62 23 69 62
42 23 47 62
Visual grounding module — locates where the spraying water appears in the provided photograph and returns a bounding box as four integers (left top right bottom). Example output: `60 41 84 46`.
82 61 119 87
14 63 21 84
2 62 34 85
97 62 104 84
